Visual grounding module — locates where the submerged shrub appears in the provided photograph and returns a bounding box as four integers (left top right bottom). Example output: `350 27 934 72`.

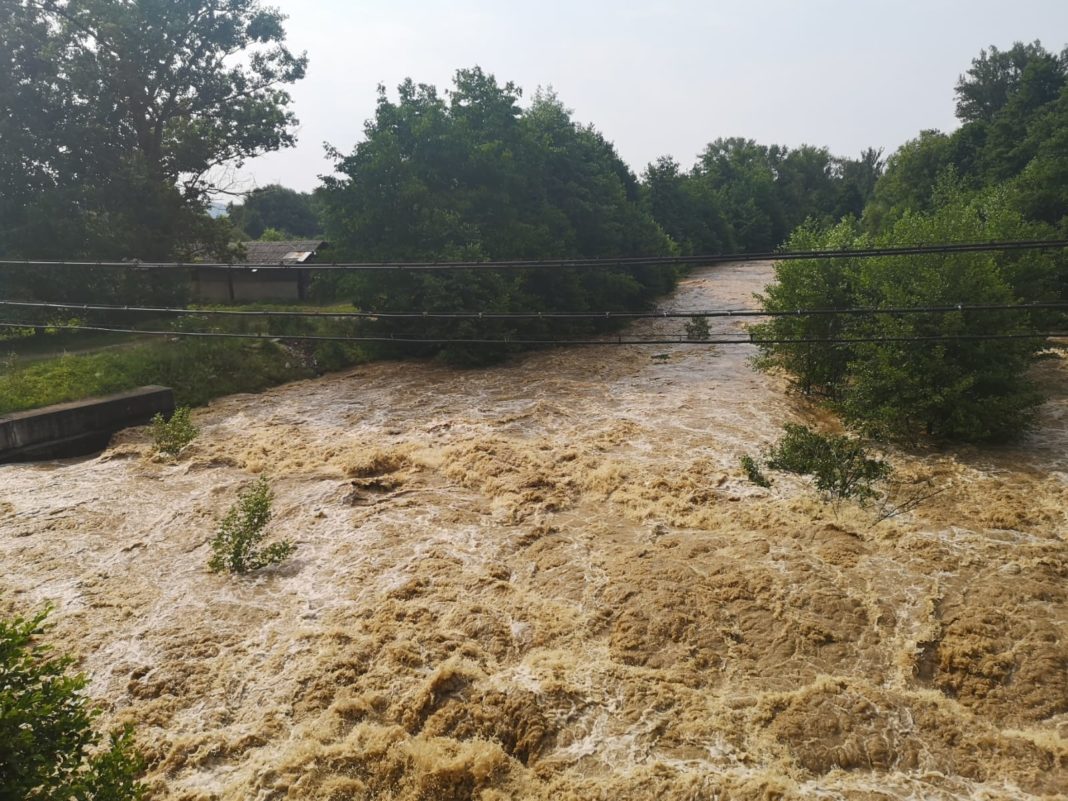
765 424 890 502
209 477 295 574
685 315 711 341
151 406 198 455
740 454 772 488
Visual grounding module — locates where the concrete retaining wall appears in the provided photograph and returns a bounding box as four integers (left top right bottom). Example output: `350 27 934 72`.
0 386 175 463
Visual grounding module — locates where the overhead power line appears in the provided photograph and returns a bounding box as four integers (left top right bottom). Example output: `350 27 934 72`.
1 298 1066 320
2 321 1065 347
1 239 1066 271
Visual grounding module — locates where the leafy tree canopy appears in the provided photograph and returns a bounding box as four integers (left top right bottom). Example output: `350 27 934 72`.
867 41 1068 234
0 0 307 261
755 185 1059 442
955 41 1067 123
317 68 677 362
641 139 885 254
226 185 322 240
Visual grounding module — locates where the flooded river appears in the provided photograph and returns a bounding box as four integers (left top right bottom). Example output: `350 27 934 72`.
1 261 1066 800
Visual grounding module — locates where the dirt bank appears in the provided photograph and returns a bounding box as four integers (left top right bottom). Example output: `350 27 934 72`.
2 261 1065 800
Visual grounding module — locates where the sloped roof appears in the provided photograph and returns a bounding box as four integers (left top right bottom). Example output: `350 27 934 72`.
243 240 328 265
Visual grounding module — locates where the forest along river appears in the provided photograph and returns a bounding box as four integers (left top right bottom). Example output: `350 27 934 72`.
1 261 1066 801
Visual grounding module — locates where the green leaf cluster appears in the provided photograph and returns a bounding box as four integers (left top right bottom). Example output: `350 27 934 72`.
641 142 885 255
226 185 323 240
150 406 198 456
209 477 295 574
739 454 771 488
0 609 145 800
763 424 890 502
684 315 711 341
865 41 1068 234
753 187 1060 441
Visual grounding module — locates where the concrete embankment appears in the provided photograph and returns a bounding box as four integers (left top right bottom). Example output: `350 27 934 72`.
0 386 173 463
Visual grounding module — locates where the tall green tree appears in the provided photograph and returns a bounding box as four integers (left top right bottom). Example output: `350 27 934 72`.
695 137 787 251
864 41 1068 235
0 0 307 261
318 70 675 362
641 156 733 254
227 185 322 240
955 41 1066 124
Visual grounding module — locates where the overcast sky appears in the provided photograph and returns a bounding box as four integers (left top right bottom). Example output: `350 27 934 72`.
236 0 1068 193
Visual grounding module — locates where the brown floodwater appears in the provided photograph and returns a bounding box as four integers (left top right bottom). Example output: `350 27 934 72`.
1 261 1066 800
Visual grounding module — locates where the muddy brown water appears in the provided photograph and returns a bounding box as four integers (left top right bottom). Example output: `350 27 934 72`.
1 261 1066 801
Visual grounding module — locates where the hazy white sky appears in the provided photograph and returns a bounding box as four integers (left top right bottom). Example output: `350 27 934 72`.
237 0 1068 193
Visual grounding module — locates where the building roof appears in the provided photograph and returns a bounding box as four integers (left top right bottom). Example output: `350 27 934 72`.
243 240 328 265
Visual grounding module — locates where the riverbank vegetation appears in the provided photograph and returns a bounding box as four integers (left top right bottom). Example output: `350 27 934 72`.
748 42 1068 442
1 0 1064 443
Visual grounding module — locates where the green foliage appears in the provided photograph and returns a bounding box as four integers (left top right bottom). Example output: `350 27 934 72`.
740 454 771 488
227 185 322 240
764 425 890 502
151 407 198 456
863 131 955 230
865 41 1068 235
755 187 1057 441
752 219 863 395
0 339 320 415
0 608 145 800
0 0 306 262
641 139 884 254
209 477 295 574
955 41 1065 124
684 315 711 341
318 71 677 363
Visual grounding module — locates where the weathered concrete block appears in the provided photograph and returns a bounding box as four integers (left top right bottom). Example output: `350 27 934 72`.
0 386 175 463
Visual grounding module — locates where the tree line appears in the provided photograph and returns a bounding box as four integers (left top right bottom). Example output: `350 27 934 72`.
1 1 1065 435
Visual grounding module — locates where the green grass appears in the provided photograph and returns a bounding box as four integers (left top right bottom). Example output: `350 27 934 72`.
0 337 369 415
0 301 379 414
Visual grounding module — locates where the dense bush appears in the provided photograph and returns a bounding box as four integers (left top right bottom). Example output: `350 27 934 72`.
685 315 711 341
0 608 145 800
740 454 771 488
209 477 295 574
753 187 1059 441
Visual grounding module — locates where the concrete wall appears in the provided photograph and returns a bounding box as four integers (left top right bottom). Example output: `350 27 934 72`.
0 386 175 463
193 268 307 302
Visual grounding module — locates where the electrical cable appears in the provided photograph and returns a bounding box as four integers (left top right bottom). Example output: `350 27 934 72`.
1 239 1065 271
2 298 1066 320
2 321 1065 347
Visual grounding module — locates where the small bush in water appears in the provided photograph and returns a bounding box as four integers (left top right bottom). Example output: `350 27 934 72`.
685 315 711 341
209 477 295 574
765 424 889 502
151 406 198 455
740 454 772 488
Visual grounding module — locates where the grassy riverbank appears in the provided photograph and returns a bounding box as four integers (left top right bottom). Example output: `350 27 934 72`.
0 336 370 415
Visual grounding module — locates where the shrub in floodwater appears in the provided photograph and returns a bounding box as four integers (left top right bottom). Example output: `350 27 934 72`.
764 424 890 502
209 477 295 574
151 406 198 455
685 315 711 341
740 454 771 488
0 607 146 800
